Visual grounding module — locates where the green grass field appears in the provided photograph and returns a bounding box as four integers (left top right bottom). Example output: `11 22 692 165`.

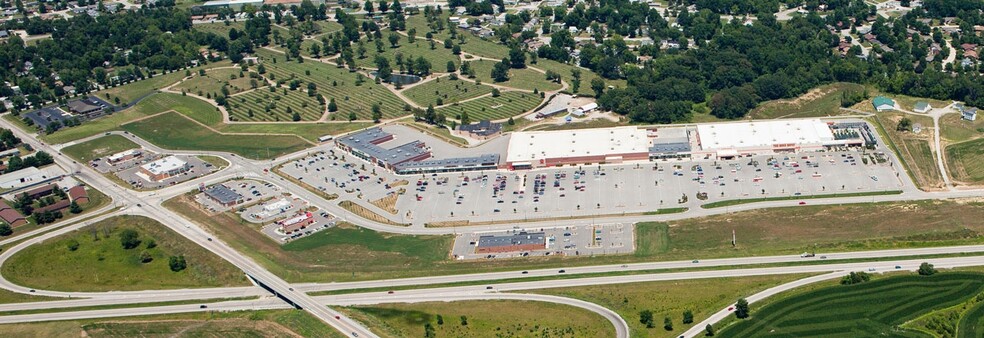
536 274 815 337
1 215 247 292
437 91 542 121
173 67 255 98
718 273 984 337
402 76 494 107
701 190 903 208
945 138 984 184
344 300 613 338
228 86 325 122
93 61 232 104
0 310 344 338
532 59 625 97
41 93 211 144
61 135 140 162
467 59 562 92
121 111 311 159
958 295 984 337
352 36 460 70
941 113 984 144
749 82 865 119
256 49 407 120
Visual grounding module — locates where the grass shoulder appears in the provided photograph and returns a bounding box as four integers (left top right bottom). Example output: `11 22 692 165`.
1 215 247 292
342 300 613 338
61 134 140 162
700 190 903 208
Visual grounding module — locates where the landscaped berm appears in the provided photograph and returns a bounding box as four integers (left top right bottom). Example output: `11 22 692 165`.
1 215 247 292
717 272 984 337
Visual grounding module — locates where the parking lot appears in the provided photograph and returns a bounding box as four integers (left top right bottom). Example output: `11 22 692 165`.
194 179 281 213
279 149 401 204
451 223 635 260
194 179 337 243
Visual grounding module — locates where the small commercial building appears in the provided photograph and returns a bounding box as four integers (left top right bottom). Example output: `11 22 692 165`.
66 99 102 116
476 232 547 254
873 96 896 112
138 156 190 182
278 211 314 234
458 120 502 138
394 154 500 175
506 127 651 169
205 184 243 207
571 102 599 117
107 149 143 164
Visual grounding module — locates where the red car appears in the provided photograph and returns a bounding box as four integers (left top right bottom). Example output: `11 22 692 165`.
728 306 735 311
798 201 807 205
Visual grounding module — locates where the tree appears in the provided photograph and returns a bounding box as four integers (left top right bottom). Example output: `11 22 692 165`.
436 315 444 325
664 316 673 331
897 117 913 132
508 47 526 68
705 324 715 336
460 111 471 126
491 88 500 97
446 61 457 73
348 111 358 121
66 239 79 251
424 323 435 338
388 32 400 47
507 117 515 125
735 298 750 319
491 60 510 82
709 87 757 119
918 262 937 276
460 315 468 326
146 239 157 249
590 78 606 98
328 98 338 112
168 255 187 272
639 310 655 328
69 201 82 214
120 229 141 249
571 69 582 93
841 271 871 285
292 111 301 121
371 103 382 122
0 223 11 236
363 0 374 15
140 250 153 263
683 310 694 324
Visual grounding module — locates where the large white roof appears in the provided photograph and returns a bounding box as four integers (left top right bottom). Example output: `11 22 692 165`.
506 127 650 163
696 119 835 151
140 156 187 175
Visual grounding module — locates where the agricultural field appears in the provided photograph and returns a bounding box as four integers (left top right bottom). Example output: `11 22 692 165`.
945 138 984 185
121 111 311 159
749 82 866 119
0 310 344 338
437 91 542 121
61 134 140 162
255 49 408 120
352 36 460 70
402 76 494 107
466 59 562 92
173 67 258 98
536 274 815 337
718 273 984 337
872 112 943 190
343 300 613 338
1 215 247 292
228 86 325 122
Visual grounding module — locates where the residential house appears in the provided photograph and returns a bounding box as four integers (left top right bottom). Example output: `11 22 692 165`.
913 101 931 113
963 107 978 121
